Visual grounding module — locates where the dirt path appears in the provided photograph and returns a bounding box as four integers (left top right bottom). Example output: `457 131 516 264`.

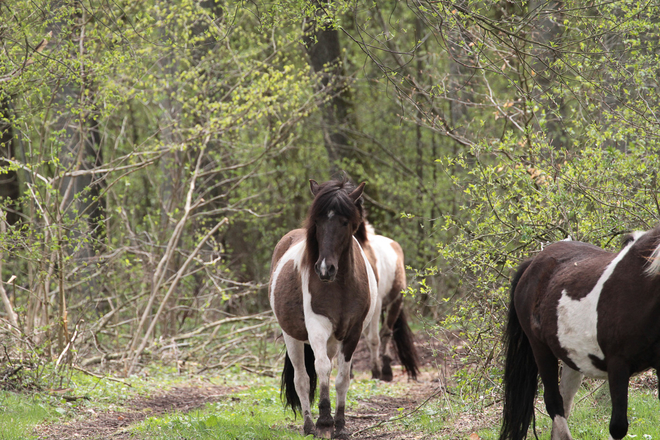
35 385 232 440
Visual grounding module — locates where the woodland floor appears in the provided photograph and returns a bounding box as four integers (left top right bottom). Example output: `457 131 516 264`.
31 330 470 440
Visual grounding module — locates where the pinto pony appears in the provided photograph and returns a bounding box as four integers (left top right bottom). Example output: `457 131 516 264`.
360 224 419 381
269 179 378 439
501 228 660 440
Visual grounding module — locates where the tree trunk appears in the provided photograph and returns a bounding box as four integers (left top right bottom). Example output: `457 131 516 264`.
0 97 21 225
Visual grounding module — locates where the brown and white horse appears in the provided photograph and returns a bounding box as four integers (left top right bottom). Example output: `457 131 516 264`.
501 228 660 440
269 178 377 439
360 223 419 381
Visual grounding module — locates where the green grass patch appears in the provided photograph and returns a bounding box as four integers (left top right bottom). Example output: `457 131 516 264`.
0 391 61 440
133 374 305 440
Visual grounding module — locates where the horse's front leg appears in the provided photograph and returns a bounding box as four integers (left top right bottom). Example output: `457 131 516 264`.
308 321 335 439
333 352 352 439
607 359 631 440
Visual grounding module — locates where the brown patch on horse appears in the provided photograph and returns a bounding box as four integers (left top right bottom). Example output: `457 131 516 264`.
270 229 308 341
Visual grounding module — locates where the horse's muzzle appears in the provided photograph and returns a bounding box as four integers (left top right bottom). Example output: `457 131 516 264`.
315 258 337 282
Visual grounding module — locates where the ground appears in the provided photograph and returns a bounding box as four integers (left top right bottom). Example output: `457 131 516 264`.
35 385 232 440
30 331 466 440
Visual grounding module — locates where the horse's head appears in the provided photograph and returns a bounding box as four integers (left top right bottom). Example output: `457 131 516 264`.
306 179 365 283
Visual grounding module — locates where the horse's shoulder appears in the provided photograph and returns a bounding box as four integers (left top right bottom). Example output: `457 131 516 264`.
271 229 306 268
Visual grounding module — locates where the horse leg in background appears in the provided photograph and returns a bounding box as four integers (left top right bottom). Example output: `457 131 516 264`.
559 364 583 419
308 321 335 439
333 349 352 439
379 295 402 382
607 359 631 440
366 297 382 380
283 334 316 435
535 347 573 440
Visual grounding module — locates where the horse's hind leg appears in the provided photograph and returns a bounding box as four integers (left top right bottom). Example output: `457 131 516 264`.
283 334 315 435
366 297 382 380
607 359 631 440
559 363 582 419
535 347 573 440
379 294 402 381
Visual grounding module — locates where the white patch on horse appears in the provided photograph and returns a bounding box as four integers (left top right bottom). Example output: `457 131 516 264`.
320 258 327 277
327 210 335 219
269 239 306 313
367 232 398 301
353 236 379 333
556 234 640 379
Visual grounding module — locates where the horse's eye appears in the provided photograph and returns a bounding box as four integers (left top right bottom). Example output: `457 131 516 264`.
342 220 349 227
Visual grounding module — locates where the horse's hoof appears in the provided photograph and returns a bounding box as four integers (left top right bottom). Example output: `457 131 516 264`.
332 428 350 439
371 368 381 380
303 418 315 436
316 417 334 439
380 373 393 382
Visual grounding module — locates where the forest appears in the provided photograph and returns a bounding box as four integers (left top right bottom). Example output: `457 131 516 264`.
1 0 660 439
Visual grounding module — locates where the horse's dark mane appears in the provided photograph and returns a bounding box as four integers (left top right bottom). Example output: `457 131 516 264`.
304 178 366 264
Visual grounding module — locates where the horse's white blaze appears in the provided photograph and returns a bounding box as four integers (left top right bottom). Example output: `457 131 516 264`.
556 234 640 378
327 210 335 219
551 415 572 440
320 258 327 276
269 239 306 313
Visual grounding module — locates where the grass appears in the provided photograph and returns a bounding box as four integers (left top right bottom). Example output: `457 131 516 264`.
133 379 307 440
0 391 60 440
131 368 410 440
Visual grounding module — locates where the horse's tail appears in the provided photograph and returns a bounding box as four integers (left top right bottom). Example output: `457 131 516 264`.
500 259 537 440
281 344 317 416
392 308 420 380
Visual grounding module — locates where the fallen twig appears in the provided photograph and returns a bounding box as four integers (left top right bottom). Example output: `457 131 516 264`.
71 365 132 388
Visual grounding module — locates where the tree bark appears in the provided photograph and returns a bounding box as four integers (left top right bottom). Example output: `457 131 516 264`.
303 7 354 172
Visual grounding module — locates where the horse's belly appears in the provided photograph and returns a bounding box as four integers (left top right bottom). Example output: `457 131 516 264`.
556 288 608 378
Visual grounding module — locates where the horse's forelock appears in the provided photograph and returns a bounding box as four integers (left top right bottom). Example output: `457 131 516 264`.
306 179 362 227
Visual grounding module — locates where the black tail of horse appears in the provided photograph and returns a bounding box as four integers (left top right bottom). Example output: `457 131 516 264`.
500 259 538 440
392 308 420 380
281 344 317 416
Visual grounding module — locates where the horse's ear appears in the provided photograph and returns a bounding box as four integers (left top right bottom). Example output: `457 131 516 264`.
309 179 320 196
348 182 366 202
